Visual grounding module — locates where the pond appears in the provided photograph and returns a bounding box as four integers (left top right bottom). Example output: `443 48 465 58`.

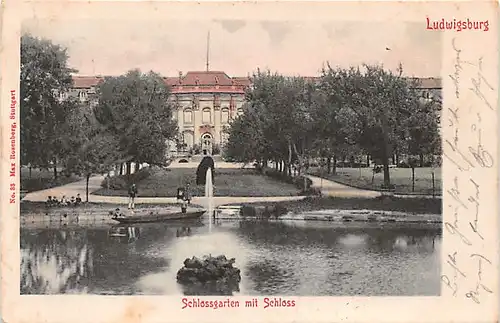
20 218 441 296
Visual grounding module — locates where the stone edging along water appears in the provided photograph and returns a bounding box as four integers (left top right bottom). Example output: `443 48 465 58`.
216 207 441 224
20 206 441 225
283 209 440 223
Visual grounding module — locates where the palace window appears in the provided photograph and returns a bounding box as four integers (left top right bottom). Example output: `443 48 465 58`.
184 109 193 124
221 108 229 124
202 108 211 124
79 91 88 102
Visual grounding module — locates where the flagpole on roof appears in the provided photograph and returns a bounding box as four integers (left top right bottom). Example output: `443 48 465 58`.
206 31 210 72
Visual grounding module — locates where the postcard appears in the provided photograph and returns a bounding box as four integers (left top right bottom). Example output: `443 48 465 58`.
1 1 498 322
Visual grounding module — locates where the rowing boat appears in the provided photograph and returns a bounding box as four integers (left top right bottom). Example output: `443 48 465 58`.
112 209 205 224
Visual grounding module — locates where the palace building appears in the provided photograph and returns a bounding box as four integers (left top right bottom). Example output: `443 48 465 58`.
164 71 250 155
68 71 250 155
66 72 441 156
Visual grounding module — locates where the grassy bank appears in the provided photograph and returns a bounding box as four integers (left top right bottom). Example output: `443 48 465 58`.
20 201 204 213
21 166 82 193
93 167 302 197
232 195 442 215
309 167 442 196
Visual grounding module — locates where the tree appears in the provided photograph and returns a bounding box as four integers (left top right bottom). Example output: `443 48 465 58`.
20 34 77 177
61 105 120 202
232 70 318 175
224 112 263 164
93 69 178 172
316 66 363 174
321 64 421 188
405 95 442 167
225 64 441 191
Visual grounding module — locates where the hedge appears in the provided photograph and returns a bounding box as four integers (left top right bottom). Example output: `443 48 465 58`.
100 167 152 190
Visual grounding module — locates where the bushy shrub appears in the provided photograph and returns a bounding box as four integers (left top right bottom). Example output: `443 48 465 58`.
261 168 318 195
381 183 396 190
212 144 221 155
103 176 128 190
133 167 152 181
263 168 291 183
100 167 152 189
190 144 201 155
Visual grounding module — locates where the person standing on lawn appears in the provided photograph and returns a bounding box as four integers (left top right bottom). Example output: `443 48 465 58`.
128 183 138 209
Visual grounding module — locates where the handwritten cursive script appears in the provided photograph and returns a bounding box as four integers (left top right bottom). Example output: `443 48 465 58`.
442 36 497 306
466 254 494 303
449 38 462 99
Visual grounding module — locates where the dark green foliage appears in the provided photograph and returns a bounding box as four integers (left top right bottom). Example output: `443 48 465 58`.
261 168 318 195
93 69 178 166
224 65 441 188
237 195 442 215
100 167 152 190
20 34 77 169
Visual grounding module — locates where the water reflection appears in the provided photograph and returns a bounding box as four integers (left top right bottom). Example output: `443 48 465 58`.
108 225 141 243
20 219 441 296
176 227 192 238
20 230 92 294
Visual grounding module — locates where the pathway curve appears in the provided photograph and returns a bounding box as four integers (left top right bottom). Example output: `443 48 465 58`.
22 168 435 208
22 175 305 207
306 175 381 198
306 175 440 199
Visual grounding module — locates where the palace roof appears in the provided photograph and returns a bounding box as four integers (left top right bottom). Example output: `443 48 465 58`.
408 77 442 89
70 72 442 92
72 76 105 89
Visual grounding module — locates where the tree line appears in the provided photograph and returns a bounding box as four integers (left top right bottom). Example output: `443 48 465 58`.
20 34 178 200
20 33 442 195
223 65 441 188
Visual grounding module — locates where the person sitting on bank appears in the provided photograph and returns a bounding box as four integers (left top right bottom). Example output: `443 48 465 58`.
128 183 138 209
61 195 69 206
46 196 54 207
75 194 82 205
70 196 76 206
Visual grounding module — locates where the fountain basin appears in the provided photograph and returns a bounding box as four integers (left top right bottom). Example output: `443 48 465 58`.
177 255 241 295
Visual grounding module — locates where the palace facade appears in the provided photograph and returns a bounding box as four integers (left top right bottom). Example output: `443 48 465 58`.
66 71 441 156
165 71 249 155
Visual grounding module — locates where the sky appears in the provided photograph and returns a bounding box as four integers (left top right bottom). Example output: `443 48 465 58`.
22 18 442 78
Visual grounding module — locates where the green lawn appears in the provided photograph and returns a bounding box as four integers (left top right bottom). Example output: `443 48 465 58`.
20 166 82 193
309 167 442 195
93 167 302 197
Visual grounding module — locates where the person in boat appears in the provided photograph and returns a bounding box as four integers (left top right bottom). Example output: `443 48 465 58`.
75 194 82 205
111 208 124 218
181 197 188 214
128 183 138 209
